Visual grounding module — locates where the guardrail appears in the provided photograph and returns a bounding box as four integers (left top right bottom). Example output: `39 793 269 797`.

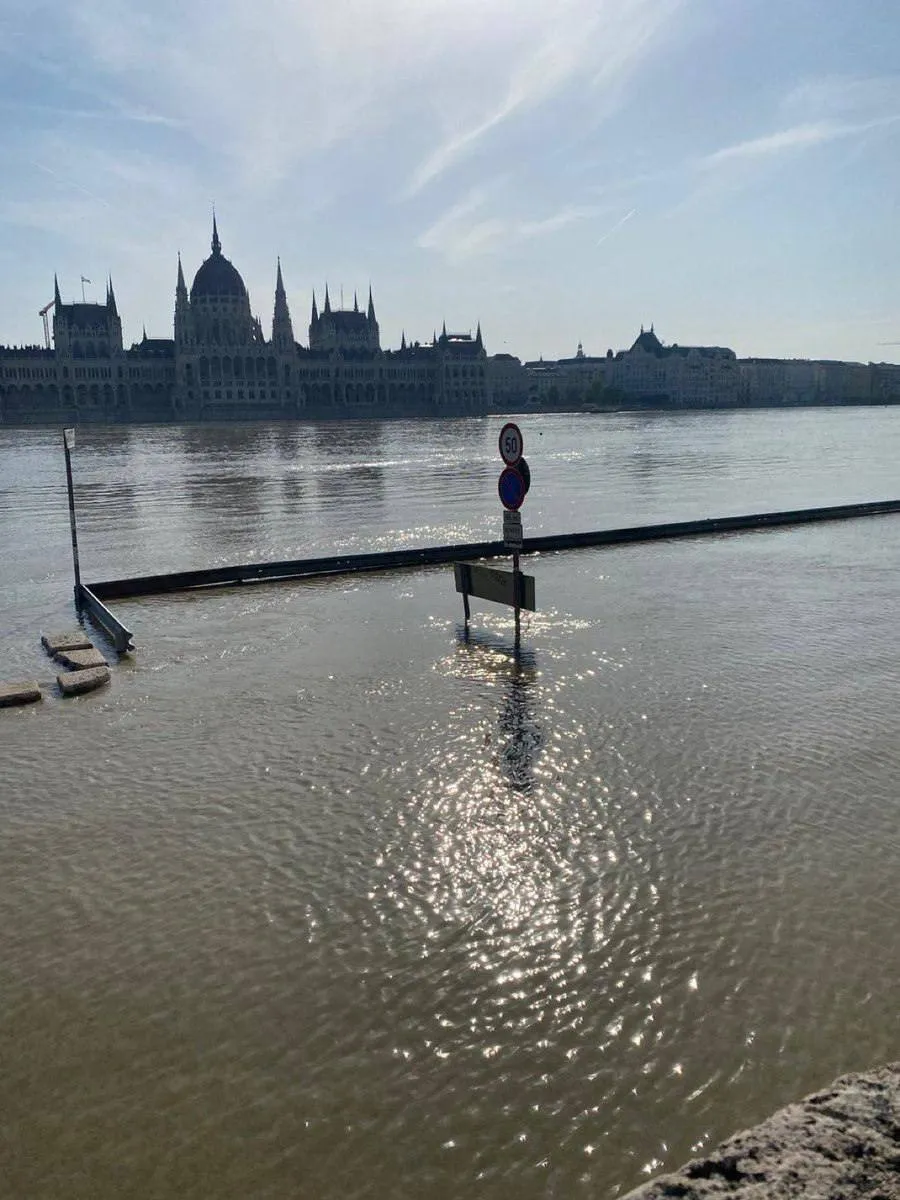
76 583 134 654
83 498 900 651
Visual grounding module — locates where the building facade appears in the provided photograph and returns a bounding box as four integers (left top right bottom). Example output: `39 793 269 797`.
0 219 521 426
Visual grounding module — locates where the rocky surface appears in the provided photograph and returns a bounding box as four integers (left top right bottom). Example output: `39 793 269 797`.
0 681 41 707
623 1064 900 1199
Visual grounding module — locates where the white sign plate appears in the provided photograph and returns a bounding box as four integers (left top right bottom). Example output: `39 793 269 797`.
503 510 523 548
498 422 524 466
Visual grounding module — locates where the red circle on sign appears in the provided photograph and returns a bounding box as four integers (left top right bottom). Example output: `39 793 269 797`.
498 466 526 510
499 422 523 466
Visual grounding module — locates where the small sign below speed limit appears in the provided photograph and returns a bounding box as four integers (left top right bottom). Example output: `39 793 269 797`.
498 422 523 466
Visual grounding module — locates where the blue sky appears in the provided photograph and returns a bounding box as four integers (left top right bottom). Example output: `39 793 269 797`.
1 0 898 363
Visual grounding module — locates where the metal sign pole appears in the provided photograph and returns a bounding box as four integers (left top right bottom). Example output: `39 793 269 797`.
63 429 82 600
512 549 521 647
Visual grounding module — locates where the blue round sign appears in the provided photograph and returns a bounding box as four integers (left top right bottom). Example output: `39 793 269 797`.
498 466 526 511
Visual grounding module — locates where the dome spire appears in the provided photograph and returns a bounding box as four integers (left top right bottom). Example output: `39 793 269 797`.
211 212 221 256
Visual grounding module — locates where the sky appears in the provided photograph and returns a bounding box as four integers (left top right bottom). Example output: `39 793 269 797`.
0 0 898 363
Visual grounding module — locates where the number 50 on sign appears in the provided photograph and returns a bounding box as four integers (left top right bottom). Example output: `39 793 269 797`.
498 422 523 466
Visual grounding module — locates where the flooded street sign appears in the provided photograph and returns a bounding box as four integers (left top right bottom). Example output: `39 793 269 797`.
499 421 523 466
503 509 523 549
498 466 526 510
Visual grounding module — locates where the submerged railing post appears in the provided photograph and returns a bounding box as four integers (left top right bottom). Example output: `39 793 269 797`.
63 428 81 599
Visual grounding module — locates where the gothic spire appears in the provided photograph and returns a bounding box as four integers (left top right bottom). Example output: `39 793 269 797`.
211 213 221 256
311 289 318 323
176 253 187 300
107 276 118 317
367 285 376 323
54 274 61 306
323 284 331 314
272 258 294 349
353 290 359 313
441 319 447 339
400 330 406 351
475 320 483 349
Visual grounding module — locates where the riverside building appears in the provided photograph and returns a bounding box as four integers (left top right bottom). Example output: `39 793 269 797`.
0 219 525 426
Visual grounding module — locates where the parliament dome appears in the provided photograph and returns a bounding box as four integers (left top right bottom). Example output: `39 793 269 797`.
190 218 247 301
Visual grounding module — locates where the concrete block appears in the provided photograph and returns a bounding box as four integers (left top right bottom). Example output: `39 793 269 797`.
42 631 93 655
57 666 110 696
0 681 42 707
55 647 108 669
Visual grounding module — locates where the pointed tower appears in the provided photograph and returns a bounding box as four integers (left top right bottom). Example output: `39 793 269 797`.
400 331 407 351
323 284 331 315
353 290 359 313
51 274 64 352
272 257 295 351
175 253 190 348
211 213 222 256
364 284 380 353
311 290 318 323
475 321 483 351
105 276 123 351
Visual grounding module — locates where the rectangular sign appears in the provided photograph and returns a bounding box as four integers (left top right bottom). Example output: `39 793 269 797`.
503 510 523 549
454 562 535 611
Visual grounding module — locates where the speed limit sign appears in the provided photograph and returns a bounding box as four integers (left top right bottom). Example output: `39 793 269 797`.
499 422 523 466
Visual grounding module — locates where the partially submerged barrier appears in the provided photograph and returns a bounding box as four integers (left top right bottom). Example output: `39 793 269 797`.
80 498 900 652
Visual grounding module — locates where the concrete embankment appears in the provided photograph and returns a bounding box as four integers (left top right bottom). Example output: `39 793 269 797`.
623 1064 900 1199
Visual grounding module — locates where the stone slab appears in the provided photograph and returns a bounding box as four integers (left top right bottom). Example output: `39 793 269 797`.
0 681 42 707
57 666 110 696
623 1062 900 1200
42 631 94 655
55 646 108 669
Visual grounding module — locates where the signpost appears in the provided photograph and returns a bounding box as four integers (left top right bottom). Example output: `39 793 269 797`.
63 428 81 595
499 422 524 466
498 466 526 511
503 510 523 550
454 421 535 645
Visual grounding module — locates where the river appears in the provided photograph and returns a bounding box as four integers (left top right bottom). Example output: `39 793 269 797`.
1 408 898 1198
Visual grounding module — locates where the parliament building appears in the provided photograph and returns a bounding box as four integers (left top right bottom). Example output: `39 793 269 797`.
0 219 526 425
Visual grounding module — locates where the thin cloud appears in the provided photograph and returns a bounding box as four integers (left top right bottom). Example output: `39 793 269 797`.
405 0 683 196
418 190 606 261
596 208 636 246
701 115 900 167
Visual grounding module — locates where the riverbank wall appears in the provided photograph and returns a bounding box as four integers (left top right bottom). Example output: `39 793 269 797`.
623 1063 900 1199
